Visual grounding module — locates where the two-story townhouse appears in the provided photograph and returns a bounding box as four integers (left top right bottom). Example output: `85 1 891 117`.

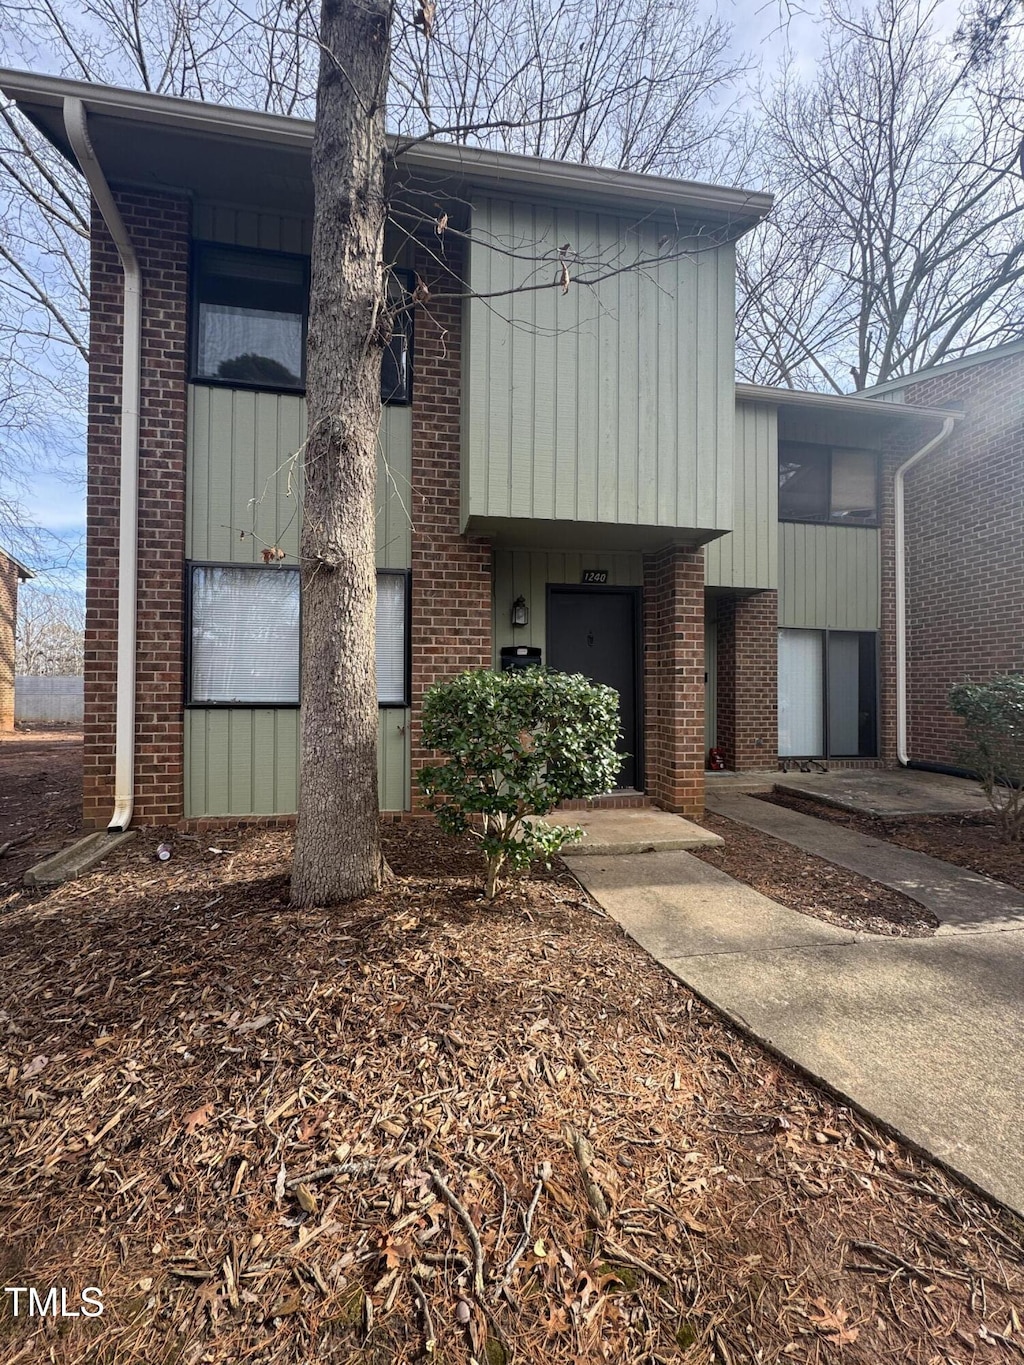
2 71 981 833
1 71 775 828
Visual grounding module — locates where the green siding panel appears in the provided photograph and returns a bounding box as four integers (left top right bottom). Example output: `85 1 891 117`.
778 524 880 630
185 385 413 814
492 549 644 661
465 197 735 537
706 401 778 589
184 709 409 817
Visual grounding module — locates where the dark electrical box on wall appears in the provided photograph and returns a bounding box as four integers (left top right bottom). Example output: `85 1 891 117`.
500 646 543 671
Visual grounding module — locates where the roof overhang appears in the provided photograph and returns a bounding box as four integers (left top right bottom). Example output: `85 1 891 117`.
0 69 773 235
736 381 959 427
0 548 34 580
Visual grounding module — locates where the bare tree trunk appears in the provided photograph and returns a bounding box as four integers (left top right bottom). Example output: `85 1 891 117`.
290 0 392 905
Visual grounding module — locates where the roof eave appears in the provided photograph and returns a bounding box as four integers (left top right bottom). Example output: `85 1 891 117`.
735 381 959 424
0 68 772 230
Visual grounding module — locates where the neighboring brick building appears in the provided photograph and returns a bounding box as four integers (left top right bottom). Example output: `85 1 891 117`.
0 549 33 732
868 341 1024 769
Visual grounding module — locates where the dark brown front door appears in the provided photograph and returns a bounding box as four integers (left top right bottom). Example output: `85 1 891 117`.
546 586 641 789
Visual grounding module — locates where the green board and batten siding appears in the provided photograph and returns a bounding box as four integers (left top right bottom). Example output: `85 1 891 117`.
705 401 777 590
492 550 644 662
185 387 413 817
778 524 880 630
464 197 735 539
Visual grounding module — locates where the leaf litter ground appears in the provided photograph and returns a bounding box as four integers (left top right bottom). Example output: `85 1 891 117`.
1 820 1023 1365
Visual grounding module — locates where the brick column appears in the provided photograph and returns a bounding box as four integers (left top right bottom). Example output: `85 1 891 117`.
409 236 492 805
85 192 189 828
0 555 17 731
642 545 705 816
715 590 778 770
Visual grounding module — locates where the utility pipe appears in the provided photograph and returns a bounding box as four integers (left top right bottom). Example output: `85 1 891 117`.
63 96 141 831
894 415 956 767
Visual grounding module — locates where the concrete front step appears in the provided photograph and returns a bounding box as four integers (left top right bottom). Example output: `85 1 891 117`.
560 807 723 856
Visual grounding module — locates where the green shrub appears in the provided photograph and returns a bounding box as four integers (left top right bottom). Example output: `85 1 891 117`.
418 668 622 898
948 673 1024 842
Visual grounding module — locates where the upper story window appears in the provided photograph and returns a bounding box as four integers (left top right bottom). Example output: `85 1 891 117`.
778 442 878 523
193 244 308 391
191 243 413 404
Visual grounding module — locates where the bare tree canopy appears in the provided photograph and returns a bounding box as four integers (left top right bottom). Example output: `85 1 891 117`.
15 583 85 675
738 0 1024 390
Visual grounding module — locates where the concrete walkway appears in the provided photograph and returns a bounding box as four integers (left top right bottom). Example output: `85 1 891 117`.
707 790 1024 934
564 843 1024 1217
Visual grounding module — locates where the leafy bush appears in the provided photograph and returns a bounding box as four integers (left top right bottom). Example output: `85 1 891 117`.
418 668 622 898
948 673 1024 842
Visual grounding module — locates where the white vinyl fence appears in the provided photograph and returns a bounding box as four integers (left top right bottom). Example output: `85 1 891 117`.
14 675 84 725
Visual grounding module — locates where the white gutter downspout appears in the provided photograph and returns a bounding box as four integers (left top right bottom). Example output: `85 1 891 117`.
894 415 956 766
63 96 141 831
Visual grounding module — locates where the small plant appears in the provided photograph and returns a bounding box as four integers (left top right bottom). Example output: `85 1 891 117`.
418 668 622 898
948 673 1024 842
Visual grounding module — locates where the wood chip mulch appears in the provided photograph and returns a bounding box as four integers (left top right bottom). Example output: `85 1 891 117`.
761 789 1024 893
692 812 939 937
2 818 1023 1364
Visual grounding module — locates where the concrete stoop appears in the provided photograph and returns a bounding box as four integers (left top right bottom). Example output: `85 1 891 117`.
560 807 723 856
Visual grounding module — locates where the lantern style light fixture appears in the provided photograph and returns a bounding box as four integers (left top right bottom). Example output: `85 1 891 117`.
511 595 529 628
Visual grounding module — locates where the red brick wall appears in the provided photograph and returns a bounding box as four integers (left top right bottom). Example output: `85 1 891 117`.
884 352 1024 767
409 236 493 803
0 554 17 731
715 589 778 770
642 546 705 815
85 192 190 828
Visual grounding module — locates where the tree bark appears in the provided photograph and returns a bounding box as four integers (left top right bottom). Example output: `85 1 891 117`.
290 0 392 905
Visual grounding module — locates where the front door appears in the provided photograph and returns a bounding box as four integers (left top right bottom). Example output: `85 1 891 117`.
547 587 640 789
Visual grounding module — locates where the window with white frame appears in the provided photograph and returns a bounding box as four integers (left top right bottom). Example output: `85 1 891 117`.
188 565 409 706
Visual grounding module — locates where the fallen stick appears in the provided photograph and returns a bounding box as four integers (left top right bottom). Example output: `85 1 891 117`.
409 1275 436 1356
568 1128 609 1226
424 1157 485 1297
601 1235 674 1289
284 1159 382 1189
493 1174 546 1300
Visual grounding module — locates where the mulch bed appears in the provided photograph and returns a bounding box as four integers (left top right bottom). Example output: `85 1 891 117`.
2 812 1023 1364
693 812 939 937
762 788 1024 893
0 730 83 885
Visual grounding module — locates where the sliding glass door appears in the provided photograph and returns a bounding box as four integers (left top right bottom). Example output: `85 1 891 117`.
778 629 878 758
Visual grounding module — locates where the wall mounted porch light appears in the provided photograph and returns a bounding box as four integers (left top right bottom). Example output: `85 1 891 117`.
511 595 529 628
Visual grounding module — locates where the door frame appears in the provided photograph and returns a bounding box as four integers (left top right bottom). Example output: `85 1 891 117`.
545 583 645 791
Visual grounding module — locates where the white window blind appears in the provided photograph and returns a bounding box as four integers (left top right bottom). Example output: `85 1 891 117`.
376 572 408 705
191 566 300 704
190 566 407 707
778 629 824 757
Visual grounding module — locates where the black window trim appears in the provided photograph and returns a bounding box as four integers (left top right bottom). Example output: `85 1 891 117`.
376 567 413 709
778 626 880 760
190 240 310 396
185 560 302 708
778 441 880 527
185 560 412 710
189 242 415 407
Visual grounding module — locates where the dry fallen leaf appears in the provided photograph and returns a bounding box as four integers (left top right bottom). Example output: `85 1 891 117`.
183 1102 215 1136
808 1297 860 1344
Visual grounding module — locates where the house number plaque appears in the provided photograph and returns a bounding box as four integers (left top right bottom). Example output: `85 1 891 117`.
580 569 608 584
